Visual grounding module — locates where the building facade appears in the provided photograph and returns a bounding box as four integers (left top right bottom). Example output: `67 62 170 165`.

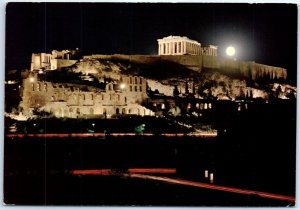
20 73 153 118
157 35 218 56
30 49 80 71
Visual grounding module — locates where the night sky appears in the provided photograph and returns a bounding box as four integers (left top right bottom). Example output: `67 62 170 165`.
6 3 297 82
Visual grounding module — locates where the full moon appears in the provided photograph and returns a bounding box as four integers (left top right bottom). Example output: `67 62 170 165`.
226 46 236 57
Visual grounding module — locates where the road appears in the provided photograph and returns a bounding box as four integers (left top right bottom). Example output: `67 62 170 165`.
6 132 217 138
71 168 295 203
126 173 295 203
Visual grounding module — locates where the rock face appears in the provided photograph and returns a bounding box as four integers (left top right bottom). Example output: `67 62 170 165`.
83 54 287 81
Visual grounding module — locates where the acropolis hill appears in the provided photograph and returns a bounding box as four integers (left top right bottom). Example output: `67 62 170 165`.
83 35 287 81
5 35 295 120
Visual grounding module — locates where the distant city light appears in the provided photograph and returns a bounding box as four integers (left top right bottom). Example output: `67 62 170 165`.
226 46 236 57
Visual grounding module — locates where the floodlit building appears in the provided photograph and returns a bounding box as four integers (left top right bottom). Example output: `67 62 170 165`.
20 73 153 118
30 49 80 71
157 35 218 56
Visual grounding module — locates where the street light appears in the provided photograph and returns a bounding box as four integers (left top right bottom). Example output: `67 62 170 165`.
120 83 126 90
29 77 35 83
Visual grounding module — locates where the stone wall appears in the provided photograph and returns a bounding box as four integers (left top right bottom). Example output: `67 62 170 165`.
56 59 77 69
84 54 287 81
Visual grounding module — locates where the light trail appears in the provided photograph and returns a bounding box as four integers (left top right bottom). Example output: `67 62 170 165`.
70 168 295 202
126 174 295 203
71 168 176 175
6 132 217 139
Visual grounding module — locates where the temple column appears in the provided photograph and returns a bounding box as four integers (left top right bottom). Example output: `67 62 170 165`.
178 42 181 54
173 42 176 54
158 44 161 55
160 44 162 55
166 43 170 54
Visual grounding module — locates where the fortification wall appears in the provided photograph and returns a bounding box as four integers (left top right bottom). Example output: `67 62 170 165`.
83 54 287 81
56 59 77 68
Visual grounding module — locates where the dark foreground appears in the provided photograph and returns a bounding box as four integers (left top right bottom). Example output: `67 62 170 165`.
4 134 295 206
4 100 296 206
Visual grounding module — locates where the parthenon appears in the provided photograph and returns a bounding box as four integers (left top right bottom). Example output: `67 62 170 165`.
157 35 218 56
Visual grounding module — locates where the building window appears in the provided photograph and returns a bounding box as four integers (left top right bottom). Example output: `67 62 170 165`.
124 97 127 103
130 86 132 91
140 78 143 84
122 108 126 114
101 94 104 100
44 83 47 91
196 103 200 109
91 94 94 100
140 86 142 92
135 77 138 84
134 86 137 92
31 83 35 91
130 77 132 84
161 103 165 109
76 108 80 114
200 103 204 110
116 108 120 115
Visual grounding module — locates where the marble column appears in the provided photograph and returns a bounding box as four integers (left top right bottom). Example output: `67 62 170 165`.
171 42 174 54
158 44 161 55
167 43 170 54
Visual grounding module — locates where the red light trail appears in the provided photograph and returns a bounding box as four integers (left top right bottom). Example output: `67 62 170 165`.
71 168 295 203
127 173 295 203
6 132 217 139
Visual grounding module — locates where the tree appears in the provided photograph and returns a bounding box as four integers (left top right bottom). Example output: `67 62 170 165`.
192 83 196 95
185 81 189 94
173 85 180 97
